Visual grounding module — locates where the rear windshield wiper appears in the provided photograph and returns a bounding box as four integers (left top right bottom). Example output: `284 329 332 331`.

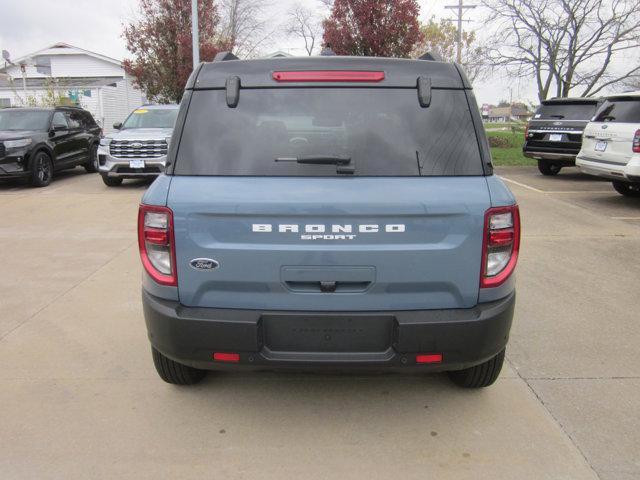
549 114 565 119
275 155 354 174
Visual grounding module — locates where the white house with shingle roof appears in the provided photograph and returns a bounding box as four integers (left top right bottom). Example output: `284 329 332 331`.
0 43 145 133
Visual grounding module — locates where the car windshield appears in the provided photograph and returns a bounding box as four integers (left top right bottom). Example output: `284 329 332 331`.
593 98 640 123
122 107 178 129
0 110 50 131
534 102 598 121
174 88 484 177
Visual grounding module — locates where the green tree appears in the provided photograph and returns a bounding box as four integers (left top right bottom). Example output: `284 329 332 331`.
412 17 487 82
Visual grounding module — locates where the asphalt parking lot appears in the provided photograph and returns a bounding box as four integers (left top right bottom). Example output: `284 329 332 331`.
1 166 639 480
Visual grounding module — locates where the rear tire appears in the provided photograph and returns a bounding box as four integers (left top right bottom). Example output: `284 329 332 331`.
84 144 99 173
152 347 206 385
101 174 123 187
447 349 505 388
612 181 640 197
30 151 53 187
538 160 561 176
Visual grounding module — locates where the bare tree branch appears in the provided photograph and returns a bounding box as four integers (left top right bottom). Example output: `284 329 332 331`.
483 0 640 101
286 4 322 56
218 0 276 58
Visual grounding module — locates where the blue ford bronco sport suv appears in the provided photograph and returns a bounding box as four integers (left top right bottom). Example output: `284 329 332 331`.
139 52 520 388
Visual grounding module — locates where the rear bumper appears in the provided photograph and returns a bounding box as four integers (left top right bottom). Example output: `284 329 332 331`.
576 155 640 182
523 147 578 162
143 290 515 372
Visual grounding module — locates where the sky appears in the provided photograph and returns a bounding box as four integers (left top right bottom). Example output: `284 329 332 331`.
0 0 537 105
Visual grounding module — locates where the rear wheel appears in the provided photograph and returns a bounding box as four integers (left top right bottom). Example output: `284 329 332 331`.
84 144 99 173
30 151 53 187
538 160 561 176
447 349 505 388
152 347 207 385
101 174 123 187
612 181 640 197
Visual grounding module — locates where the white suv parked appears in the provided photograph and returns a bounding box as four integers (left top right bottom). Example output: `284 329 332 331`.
576 91 640 197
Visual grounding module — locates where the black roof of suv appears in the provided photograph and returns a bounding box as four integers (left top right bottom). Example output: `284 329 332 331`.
187 55 472 89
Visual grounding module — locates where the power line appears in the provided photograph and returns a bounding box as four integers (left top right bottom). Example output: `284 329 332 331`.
444 0 477 64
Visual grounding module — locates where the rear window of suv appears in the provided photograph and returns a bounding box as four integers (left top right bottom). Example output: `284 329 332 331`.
593 97 640 123
533 102 598 121
173 88 484 176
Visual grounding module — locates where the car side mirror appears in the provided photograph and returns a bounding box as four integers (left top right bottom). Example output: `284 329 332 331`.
113 122 122 130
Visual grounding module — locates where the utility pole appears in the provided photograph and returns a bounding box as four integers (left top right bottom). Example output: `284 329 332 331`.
444 0 476 64
191 0 200 68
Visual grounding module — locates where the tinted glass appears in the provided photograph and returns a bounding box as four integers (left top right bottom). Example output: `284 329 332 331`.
122 108 178 129
534 102 598 121
593 98 640 123
174 89 483 176
65 111 82 129
81 111 96 127
51 112 68 129
0 110 50 131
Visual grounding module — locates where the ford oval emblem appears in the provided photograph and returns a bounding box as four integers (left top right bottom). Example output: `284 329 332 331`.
553 121 562 126
131 142 144 148
602 125 608 129
190 258 219 270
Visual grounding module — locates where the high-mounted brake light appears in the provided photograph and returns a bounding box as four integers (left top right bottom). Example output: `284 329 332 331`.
633 129 640 153
481 205 520 288
272 70 385 83
138 205 177 286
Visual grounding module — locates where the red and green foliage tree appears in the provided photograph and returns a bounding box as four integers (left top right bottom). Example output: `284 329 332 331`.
322 0 423 58
123 0 229 103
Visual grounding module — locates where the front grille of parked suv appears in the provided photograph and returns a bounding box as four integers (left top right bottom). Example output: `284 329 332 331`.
110 140 168 158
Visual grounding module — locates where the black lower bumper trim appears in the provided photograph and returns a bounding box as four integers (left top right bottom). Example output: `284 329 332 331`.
143 290 515 372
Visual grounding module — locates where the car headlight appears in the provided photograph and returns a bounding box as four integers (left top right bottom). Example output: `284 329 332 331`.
99 137 113 146
4 138 32 149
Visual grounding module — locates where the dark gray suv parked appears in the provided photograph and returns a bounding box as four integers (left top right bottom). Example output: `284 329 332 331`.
139 53 520 388
0 106 101 187
524 98 601 175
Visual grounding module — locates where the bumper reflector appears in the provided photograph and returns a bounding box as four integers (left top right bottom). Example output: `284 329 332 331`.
416 353 443 364
213 352 240 363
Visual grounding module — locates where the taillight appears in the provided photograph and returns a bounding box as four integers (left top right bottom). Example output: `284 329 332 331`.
138 204 177 286
481 205 520 288
633 129 640 153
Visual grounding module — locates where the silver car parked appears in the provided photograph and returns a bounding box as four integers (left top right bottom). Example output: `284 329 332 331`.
98 104 179 186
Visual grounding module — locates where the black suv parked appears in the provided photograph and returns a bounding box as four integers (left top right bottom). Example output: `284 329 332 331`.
0 107 101 187
524 98 601 175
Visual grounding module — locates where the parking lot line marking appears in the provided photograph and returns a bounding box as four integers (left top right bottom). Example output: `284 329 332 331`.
499 178 613 195
544 191 613 194
499 176 545 193
611 216 640 220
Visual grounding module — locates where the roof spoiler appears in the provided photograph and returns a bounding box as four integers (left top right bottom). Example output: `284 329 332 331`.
213 51 239 62
419 52 443 62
